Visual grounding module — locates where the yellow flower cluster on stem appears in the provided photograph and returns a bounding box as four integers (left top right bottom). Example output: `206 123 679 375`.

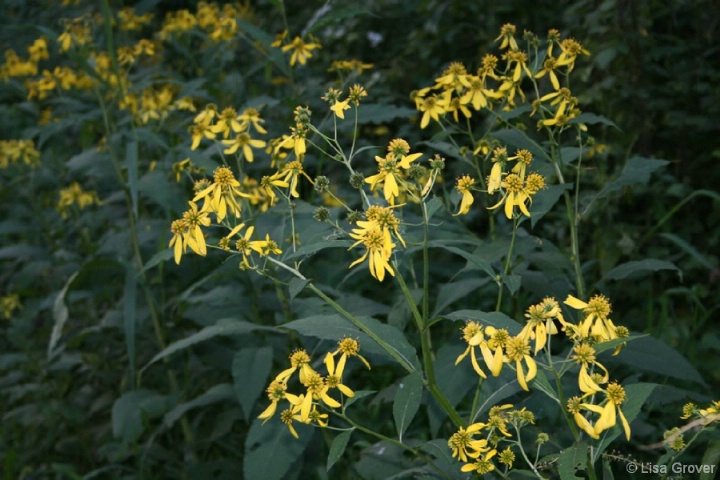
258 339 369 438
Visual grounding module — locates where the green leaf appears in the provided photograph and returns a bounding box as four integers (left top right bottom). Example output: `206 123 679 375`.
344 390 376 410
613 337 705 385
501 274 521 294
139 249 174 275
235 19 290 77
393 371 423 442
357 103 417 125
306 5 373 34
595 156 669 198
593 335 646 355
569 112 620 129
123 264 137 387
530 370 559 404
602 457 615 480
531 183 570 227
288 277 308 299
0 244 46 261
112 389 169 444
164 383 235 429
126 141 139 219
425 196 442 221
326 429 353 472
47 272 78 358
283 315 420 370
700 440 720 480
491 128 552 163
433 244 495 277
432 278 490 317
142 319 271 371
444 310 522 335
244 418 310 480
473 376 523 420
558 441 588 480
596 383 657 455
233 346 274 419
431 345 476 409
603 259 681 281
659 232 715 270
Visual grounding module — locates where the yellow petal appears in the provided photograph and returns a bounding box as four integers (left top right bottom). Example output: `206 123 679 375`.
564 295 588 310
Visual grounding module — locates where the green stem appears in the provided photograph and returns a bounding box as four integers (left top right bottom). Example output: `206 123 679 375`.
394 266 463 428
551 145 585 298
495 216 518 311
512 427 544 479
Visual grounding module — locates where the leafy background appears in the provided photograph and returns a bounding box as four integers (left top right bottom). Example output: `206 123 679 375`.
1 0 718 478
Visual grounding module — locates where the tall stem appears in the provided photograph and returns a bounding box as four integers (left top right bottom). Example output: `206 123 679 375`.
550 144 585 298
495 216 518 311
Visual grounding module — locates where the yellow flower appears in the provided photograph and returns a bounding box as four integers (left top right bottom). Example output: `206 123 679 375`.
504 336 537 391
488 173 530 219
275 349 315 384
585 382 631 441
189 123 216 150
258 380 301 422
57 182 101 218
454 322 505 378
330 99 351 119
239 107 267 134
194 104 218 126
1 293 22 319
365 142 421 205
281 36 321 66
417 93 447 128
299 371 340 422
448 424 489 463
168 219 187 264
348 221 395 282
699 401 720 424
193 166 249 222
460 449 498 474
494 23 519 51
222 132 266 161
519 303 557 354
365 204 406 248
324 351 355 398
180 201 211 257
564 294 621 347
274 160 314 198
211 107 243 139
535 55 561 90
453 175 476 216
434 62 472 92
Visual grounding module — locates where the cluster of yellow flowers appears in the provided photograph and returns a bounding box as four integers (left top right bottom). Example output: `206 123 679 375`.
119 85 195 125
158 2 251 42
0 38 49 79
1 293 22 320
168 165 283 267
454 146 546 219
414 25 588 129
448 405 532 474
328 59 374 75
452 294 631 472
57 182 102 219
258 338 370 438
0 139 40 169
